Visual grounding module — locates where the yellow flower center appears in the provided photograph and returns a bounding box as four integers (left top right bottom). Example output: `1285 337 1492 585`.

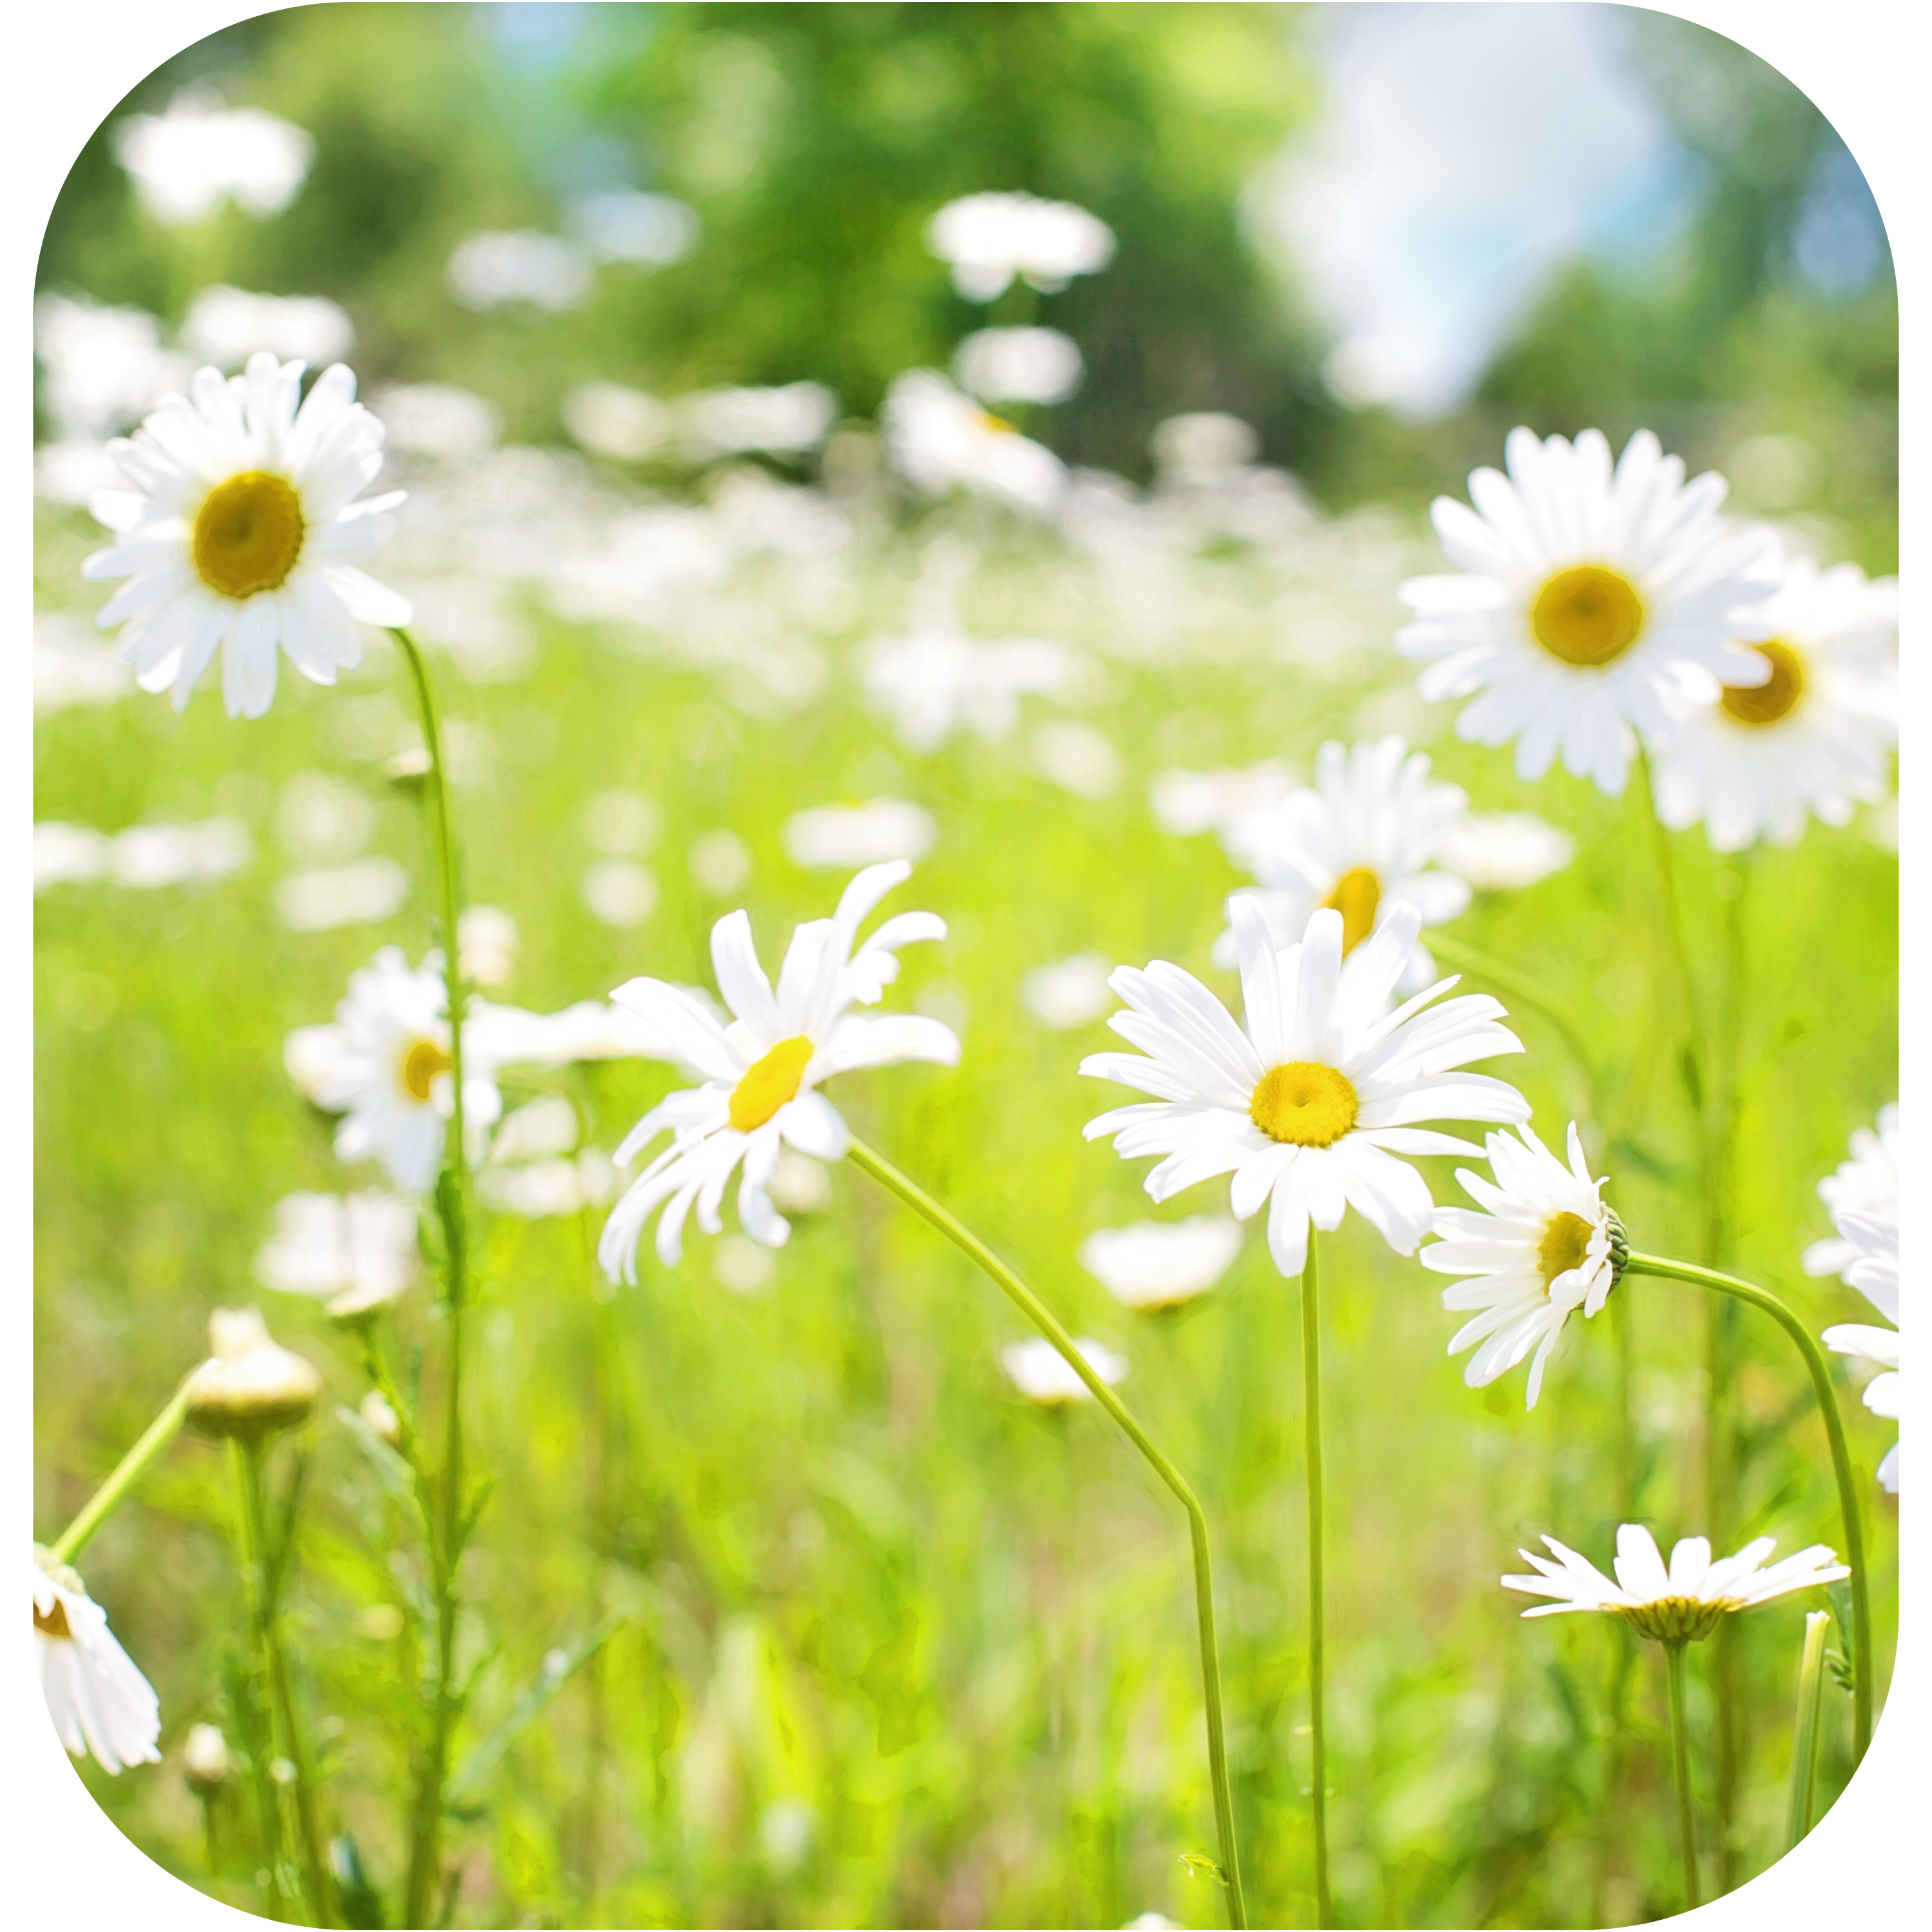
1321 866 1382 954
729 1035 815 1132
976 410 1017 437
1531 565 1645 668
192 470 306 600
1719 639 1805 727
1249 1061 1359 1147
1537 1210 1595 1293
33 1596 73 1639
401 1037 452 1104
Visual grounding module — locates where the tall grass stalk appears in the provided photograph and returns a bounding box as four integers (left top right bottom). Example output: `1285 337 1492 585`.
1785 1609 1832 1849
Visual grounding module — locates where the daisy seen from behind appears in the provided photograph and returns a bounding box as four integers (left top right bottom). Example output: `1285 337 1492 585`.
1653 556 1899 851
1423 1121 1620 1408
1396 427 1778 795
1083 898 1530 1278
1215 735 1471 990
599 861 960 1278
84 352 412 718
33 1548 162 1773
1822 1208 1900 1493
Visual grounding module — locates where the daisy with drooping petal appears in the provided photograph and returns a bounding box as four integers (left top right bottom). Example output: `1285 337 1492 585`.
1803 1103 1899 1282
1504 1523 1848 1643
1653 557 1899 851
599 862 960 1278
33 1549 163 1773
82 352 412 719
1396 427 1779 795
1215 735 1471 991
1823 1208 1900 1493
1083 900 1530 1278
1423 1122 1620 1408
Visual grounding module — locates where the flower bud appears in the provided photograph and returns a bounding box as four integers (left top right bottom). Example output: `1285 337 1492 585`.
183 1722 231 1791
185 1307 322 1438
359 1388 401 1446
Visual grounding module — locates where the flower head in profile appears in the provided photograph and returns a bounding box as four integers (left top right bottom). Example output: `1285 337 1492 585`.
1215 736 1471 991
1001 1336 1128 1406
599 862 960 1279
1083 900 1529 1278
1397 428 1777 795
1803 1103 1899 1282
1503 1524 1848 1643
33 1548 162 1773
1823 1208 1900 1494
1423 1122 1620 1408
255 1189 420 1318
82 353 411 718
1653 557 1899 851
184 1307 323 1438
883 371 1066 516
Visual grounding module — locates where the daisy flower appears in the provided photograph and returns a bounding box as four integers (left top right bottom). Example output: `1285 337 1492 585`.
82 352 412 719
1422 1122 1620 1407
285 947 534 1195
1396 427 1779 795
1001 1335 1128 1406
254 1189 420 1318
1503 1523 1848 1644
925 191 1115 301
33 1548 162 1774
1215 735 1472 991
883 370 1066 516
1803 1103 1899 1282
1079 1216 1244 1312
1823 1208 1900 1494
598 861 960 1278
1653 558 1899 851
1083 899 1530 1278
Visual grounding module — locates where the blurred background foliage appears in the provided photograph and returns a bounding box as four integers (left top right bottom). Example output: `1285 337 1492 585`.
34 5 1897 1929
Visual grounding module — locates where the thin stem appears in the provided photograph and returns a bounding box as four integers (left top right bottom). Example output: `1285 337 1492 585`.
1786 1610 1832 1851
228 1439 292 1919
390 625 475 1927
49 1381 191 1565
844 1136 1247 1929
1664 1640 1700 1911
1624 1253 1871 1761
241 1440 334 1926
1635 752 1707 1073
1301 1233 1332 1930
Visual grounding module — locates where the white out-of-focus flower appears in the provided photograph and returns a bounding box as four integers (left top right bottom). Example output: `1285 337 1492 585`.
182 1722 231 1790
678 383 836 460
567 189 699 265
255 1189 420 1318
582 860 658 929
785 800 938 869
480 1150 618 1219
32 823 110 890
35 440 125 507
1151 412 1260 483
114 90 312 223
1000 1336 1128 1406
489 1095 580 1165
1033 720 1124 799
1079 1217 1244 1311
884 371 1066 516
1149 761 1299 839
715 1235 775 1294
185 1307 323 1437
1021 953 1116 1030
460 996 715 1069
691 829 752 896
1804 1104 1899 1281
446 231 593 312
564 381 670 461
37 819 252 893
277 771 374 862
769 1151 832 1215
358 1389 401 1446
1822 1215 1900 1495
180 287 354 369
459 905 518 988
1437 812 1575 891
34 615 137 714
953 327 1084 406
927 191 1115 301
370 383 502 461
33 1548 162 1774
864 625 1079 753
274 858 409 933
33 294 189 440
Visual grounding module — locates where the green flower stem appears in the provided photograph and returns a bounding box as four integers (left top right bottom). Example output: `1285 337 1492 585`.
1786 1610 1832 1850
1664 1638 1701 1911
844 1136 1247 1930
227 1440 294 1920
1624 1253 1871 1761
48 1380 190 1566
390 625 475 1927
1302 1233 1332 1930
238 1439 334 1927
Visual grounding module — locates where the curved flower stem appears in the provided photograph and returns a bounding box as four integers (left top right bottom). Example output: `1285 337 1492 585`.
1664 1638 1700 1910
844 1136 1247 1929
1786 1610 1832 1851
48 1381 189 1566
1623 1253 1871 1761
390 625 475 1926
1302 1233 1332 1929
